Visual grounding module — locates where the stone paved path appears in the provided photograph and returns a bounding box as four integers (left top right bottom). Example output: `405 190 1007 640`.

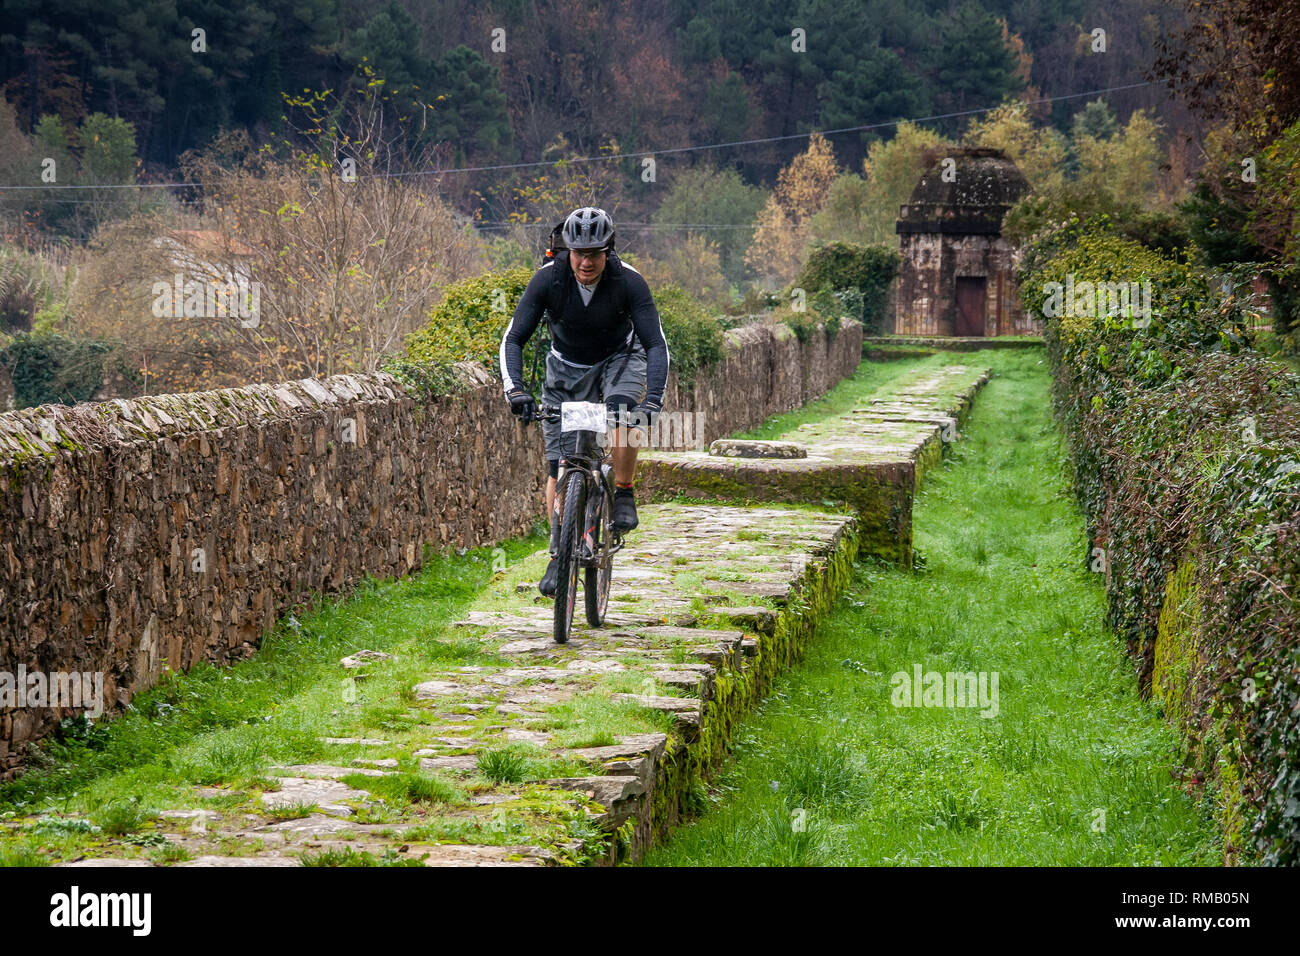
41 362 990 867
639 364 990 563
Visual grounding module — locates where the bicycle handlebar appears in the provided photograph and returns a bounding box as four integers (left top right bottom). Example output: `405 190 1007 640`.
533 403 644 428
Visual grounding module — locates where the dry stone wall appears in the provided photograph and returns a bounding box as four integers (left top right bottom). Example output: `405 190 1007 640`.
0 319 861 777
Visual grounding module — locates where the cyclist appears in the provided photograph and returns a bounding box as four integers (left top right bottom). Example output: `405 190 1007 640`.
499 206 670 597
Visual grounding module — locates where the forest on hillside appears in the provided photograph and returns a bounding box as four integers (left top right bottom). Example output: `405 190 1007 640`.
0 0 1295 405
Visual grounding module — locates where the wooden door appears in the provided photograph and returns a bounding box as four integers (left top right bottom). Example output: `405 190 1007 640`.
955 277 987 337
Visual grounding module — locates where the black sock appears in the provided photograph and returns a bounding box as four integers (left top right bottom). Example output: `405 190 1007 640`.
615 483 634 497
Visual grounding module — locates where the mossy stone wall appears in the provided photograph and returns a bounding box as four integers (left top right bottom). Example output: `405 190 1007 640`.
0 320 863 778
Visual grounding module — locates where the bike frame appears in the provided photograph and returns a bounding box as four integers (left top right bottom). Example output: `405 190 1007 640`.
548 414 618 566
534 402 628 640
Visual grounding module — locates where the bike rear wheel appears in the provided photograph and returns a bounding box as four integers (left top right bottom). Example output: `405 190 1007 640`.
584 486 613 627
552 470 586 644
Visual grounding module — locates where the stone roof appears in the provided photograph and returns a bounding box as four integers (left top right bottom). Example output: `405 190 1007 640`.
896 147 1030 236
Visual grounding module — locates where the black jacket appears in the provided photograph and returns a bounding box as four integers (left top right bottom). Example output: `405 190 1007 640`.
499 253 669 405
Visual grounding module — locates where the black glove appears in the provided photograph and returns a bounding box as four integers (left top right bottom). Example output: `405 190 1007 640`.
630 398 662 429
507 388 536 424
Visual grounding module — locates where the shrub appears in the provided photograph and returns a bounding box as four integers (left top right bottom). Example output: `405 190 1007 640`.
796 241 899 333
653 283 726 391
400 266 542 399
404 267 536 372
1021 219 1300 864
0 246 59 334
0 330 136 408
1017 228 1191 343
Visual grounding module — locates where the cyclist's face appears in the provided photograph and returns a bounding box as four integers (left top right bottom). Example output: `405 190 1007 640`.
571 248 606 284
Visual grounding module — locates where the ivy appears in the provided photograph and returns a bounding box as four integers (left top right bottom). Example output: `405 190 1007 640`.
797 241 899 334
1022 219 1300 864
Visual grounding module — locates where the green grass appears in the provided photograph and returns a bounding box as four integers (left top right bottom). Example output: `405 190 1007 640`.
477 746 534 784
299 846 424 867
533 691 675 748
148 842 193 865
90 797 153 836
0 533 545 822
642 349 1222 866
263 801 318 821
347 771 464 807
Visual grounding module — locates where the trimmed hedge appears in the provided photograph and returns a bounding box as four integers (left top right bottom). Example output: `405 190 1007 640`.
1020 219 1300 864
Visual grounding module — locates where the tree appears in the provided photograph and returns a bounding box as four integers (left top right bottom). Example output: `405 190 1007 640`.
627 235 729 306
807 174 872 246
926 1 1025 134
427 46 514 165
964 101 1066 193
1154 0 1300 144
700 71 753 146
68 83 488 395
652 164 767 284
14 111 148 239
818 46 927 170
850 121 954 246
1071 99 1119 142
743 201 802 289
346 2 431 98
1074 110 1164 209
0 0 339 165
745 133 840 286
1002 109 1168 245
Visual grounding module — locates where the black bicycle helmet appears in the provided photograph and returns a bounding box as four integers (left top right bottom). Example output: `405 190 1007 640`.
561 206 615 251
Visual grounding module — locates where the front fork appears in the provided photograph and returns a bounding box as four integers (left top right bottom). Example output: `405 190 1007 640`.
548 462 566 557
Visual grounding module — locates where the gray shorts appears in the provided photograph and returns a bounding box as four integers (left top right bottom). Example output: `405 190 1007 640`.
542 342 647 461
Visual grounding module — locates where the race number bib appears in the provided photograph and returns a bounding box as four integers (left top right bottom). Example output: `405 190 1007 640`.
560 401 608 433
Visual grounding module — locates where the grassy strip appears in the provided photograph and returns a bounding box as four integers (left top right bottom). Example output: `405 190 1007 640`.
0 534 546 852
641 349 1222 866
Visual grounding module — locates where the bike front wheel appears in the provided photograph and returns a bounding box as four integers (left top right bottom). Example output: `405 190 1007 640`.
552 470 586 644
584 487 613 627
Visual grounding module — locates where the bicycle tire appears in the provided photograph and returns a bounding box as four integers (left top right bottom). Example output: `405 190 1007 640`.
552 470 586 644
584 484 613 627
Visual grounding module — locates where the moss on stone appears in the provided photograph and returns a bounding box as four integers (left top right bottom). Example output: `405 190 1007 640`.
1152 554 1201 731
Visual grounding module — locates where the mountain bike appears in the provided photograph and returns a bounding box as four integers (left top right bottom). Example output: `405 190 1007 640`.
536 402 625 643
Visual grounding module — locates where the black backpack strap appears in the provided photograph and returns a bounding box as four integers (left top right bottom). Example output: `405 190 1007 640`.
598 254 639 395
549 249 572 326
604 253 632 317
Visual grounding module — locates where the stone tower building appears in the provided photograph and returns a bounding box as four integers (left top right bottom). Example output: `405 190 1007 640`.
893 147 1037 337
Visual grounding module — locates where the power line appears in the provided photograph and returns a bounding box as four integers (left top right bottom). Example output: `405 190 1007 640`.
0 80 1156 192
473 221 757 229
